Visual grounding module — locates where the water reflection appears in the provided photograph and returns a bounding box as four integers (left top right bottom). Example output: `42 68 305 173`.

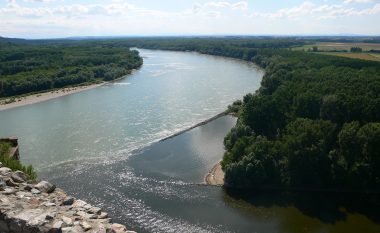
223 189 380 233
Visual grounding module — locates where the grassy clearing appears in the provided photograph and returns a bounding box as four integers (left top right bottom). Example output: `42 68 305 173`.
0 142 37 180
294 42 380 52
320 52 380 62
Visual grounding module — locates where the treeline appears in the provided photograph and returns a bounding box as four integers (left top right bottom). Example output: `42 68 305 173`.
127 37 380 192
0 40 142 97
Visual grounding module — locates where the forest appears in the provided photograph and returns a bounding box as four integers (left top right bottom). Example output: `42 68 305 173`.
124 37 380 192
0 39 143 97
1 36 380 191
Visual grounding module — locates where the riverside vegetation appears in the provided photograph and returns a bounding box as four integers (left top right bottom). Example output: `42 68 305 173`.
122 37 380 192
0 142 36 180
0 38 142 97
1 37 380 192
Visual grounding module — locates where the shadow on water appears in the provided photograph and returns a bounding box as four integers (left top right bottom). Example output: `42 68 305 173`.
223 188 380 232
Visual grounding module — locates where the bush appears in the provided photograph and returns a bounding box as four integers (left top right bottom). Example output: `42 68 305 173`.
0 142 37 180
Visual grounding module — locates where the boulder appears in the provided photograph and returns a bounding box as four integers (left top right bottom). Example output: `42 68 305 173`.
24 184 33 191
0 167 12 176
110 223 126 233
80 221 92 231
0 178 6 189
5 178 19 187
35 181 56 193
62 216 73 226
31 188 41 194
11 171 28 183
62 196 75 206
98 212 108 219
53 220 63 230
2 188 16 195
88 207 101 215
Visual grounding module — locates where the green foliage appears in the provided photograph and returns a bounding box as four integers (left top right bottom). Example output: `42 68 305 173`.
0 42 143 97
128 37 380 191
0 142 37 180
351 47 363 53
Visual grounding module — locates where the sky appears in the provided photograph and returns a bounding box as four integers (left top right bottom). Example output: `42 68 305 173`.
0 0 379 39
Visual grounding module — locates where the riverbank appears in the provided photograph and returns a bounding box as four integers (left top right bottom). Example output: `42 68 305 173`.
0 83 105 112
205 161 224 186
0 164 135 233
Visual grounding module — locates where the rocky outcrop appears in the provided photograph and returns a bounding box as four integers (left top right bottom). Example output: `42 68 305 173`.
0 162 136 233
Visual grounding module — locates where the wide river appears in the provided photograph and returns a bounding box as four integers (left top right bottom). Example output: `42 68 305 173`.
1 49 379 233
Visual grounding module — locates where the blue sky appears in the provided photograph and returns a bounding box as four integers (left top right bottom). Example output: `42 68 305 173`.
1 0 379 38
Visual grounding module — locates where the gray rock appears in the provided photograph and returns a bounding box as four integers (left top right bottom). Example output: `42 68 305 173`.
31 188 41 194
98 212 108 219
0 166 132 233
72 200 87 208
11 171 28 183
110 223 126 233
46 212 56 220
53 220 64 229
35 181 56 193
15 208 45 223
62 226 85 233
76 211 96 220
24 184 33 191
0 177 6 189
62 196 75 205
80 221 92 231
5 178 19 187
88 207 101 215
0 162 3 168
0 197 10 203
2 188 16 195
16 191 32 198
62 216 73 226
42 201 57 207
83 203 92 210
0 167 12 176
62 227 73 233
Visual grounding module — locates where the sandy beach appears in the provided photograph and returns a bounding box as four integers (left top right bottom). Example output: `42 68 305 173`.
0 83 104 111
205 161 225 186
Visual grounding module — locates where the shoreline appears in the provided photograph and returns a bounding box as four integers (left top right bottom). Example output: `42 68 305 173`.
0 83 105 112
0 71 139 112
205 161 225 186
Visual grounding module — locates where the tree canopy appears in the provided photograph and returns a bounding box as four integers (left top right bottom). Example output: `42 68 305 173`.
0 40 142 97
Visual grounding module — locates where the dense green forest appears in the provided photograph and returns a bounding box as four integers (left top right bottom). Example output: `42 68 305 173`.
1 36 380 191
124 37 380 192
0 40 142 97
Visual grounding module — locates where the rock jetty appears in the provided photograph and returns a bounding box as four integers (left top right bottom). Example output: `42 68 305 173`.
0 163 135 233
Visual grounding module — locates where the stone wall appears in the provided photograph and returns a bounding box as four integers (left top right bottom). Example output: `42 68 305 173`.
0 165 136 233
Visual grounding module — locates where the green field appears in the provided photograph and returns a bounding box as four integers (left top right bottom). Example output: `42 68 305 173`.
295 42 380 51
320 52 380 62
293 42 380 62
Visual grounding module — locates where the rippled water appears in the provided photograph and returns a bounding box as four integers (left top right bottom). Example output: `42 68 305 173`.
1 49 379 233
0 49 263 170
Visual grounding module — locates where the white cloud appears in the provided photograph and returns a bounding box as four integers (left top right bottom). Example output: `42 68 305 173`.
0 0 379 38
344 0 373 4
250 1 380 20
23 0 57 3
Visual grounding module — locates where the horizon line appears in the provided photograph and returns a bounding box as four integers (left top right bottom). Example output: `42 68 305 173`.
2 34 380 41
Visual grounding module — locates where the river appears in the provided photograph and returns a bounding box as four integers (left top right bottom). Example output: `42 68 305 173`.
0 49 379 233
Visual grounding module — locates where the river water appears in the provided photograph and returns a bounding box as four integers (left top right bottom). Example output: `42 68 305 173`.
1 49 379 233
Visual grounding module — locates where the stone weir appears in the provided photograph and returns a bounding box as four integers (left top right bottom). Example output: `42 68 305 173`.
0 143 136 233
